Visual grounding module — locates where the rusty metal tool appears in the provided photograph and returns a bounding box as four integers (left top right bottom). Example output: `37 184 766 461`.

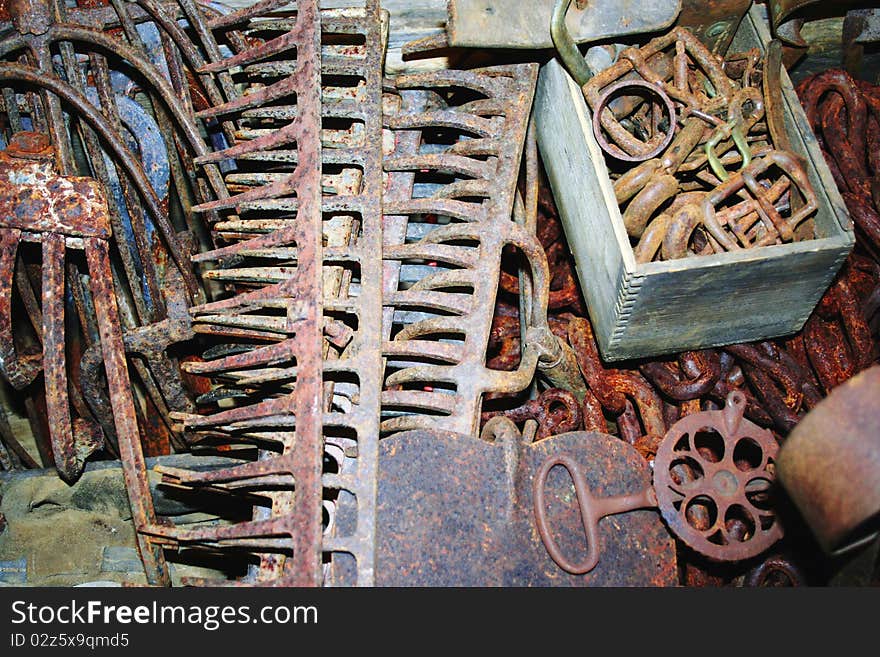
533 390 783 575
0 130 170 585
381 63 583 437
0 0 244 463
147 0 388 588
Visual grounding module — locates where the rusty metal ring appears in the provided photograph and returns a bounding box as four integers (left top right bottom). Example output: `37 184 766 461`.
653 391 783 562
592 79 677 162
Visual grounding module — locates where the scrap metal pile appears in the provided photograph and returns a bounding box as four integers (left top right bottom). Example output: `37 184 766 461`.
581 31 820 262
0 0 877 586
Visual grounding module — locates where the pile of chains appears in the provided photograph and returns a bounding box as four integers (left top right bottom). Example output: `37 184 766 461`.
798 69 880 260
582 28 819 263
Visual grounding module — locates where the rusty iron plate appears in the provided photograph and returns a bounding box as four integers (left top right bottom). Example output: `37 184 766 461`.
375 428 677 586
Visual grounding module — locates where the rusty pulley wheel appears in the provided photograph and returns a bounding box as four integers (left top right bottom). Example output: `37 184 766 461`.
653 390 784 561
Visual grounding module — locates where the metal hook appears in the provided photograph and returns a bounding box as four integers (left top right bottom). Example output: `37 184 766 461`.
551 0 594 87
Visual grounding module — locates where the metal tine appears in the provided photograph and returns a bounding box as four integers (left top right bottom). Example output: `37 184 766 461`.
380 390 458 414
379 413 454 434
180 392 294 430
382 340 463 363
246 14 365 34
430 178 492 200
243 99 363 120
146 515 293 543
192 225 299 263
193 170 300 213
384 153 491 179
202 266 298 284
193 121 299 166
406 268 477 291
192 325 286 342
415 221 486 244
160 457 296 486
225 366 301 387
383 362 462 388
383 198 487 222
199 26 303 74
394 69 516 98
196 75 301 120
182 340 297 377
190 314 290 334
385 290 473 316
206 0 295 30
448 138 504 157
189 275 303 316
385 110 496 137
393 316 469 342
455 98 508 116
383 243 478 268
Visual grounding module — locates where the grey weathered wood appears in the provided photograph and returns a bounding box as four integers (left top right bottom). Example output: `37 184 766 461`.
445 0 679 49
535 4 854 361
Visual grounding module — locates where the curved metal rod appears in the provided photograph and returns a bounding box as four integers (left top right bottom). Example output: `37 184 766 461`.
0 65 200 298
551 0 594 87
0 27 212 166
125 0 229 107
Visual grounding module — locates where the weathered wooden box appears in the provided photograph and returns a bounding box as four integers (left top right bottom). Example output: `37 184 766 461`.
534 5 854 362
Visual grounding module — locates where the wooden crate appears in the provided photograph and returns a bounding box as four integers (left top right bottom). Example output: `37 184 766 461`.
534 4 854 362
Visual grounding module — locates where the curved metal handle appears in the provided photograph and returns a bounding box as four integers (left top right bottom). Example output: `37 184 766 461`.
534 452 659 575
551 0 594 87
534 454 603 574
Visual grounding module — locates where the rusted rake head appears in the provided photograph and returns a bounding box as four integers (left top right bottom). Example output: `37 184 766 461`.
380 64 565 437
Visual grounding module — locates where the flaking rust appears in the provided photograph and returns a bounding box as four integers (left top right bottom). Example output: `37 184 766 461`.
0 131 169 585
148 0 387 587
0 0 248 465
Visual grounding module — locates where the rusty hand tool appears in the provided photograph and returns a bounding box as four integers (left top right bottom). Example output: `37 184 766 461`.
380 62 586 437
0 130 169 584
155 0 391 588
0 0 250 463
534 391 783 575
